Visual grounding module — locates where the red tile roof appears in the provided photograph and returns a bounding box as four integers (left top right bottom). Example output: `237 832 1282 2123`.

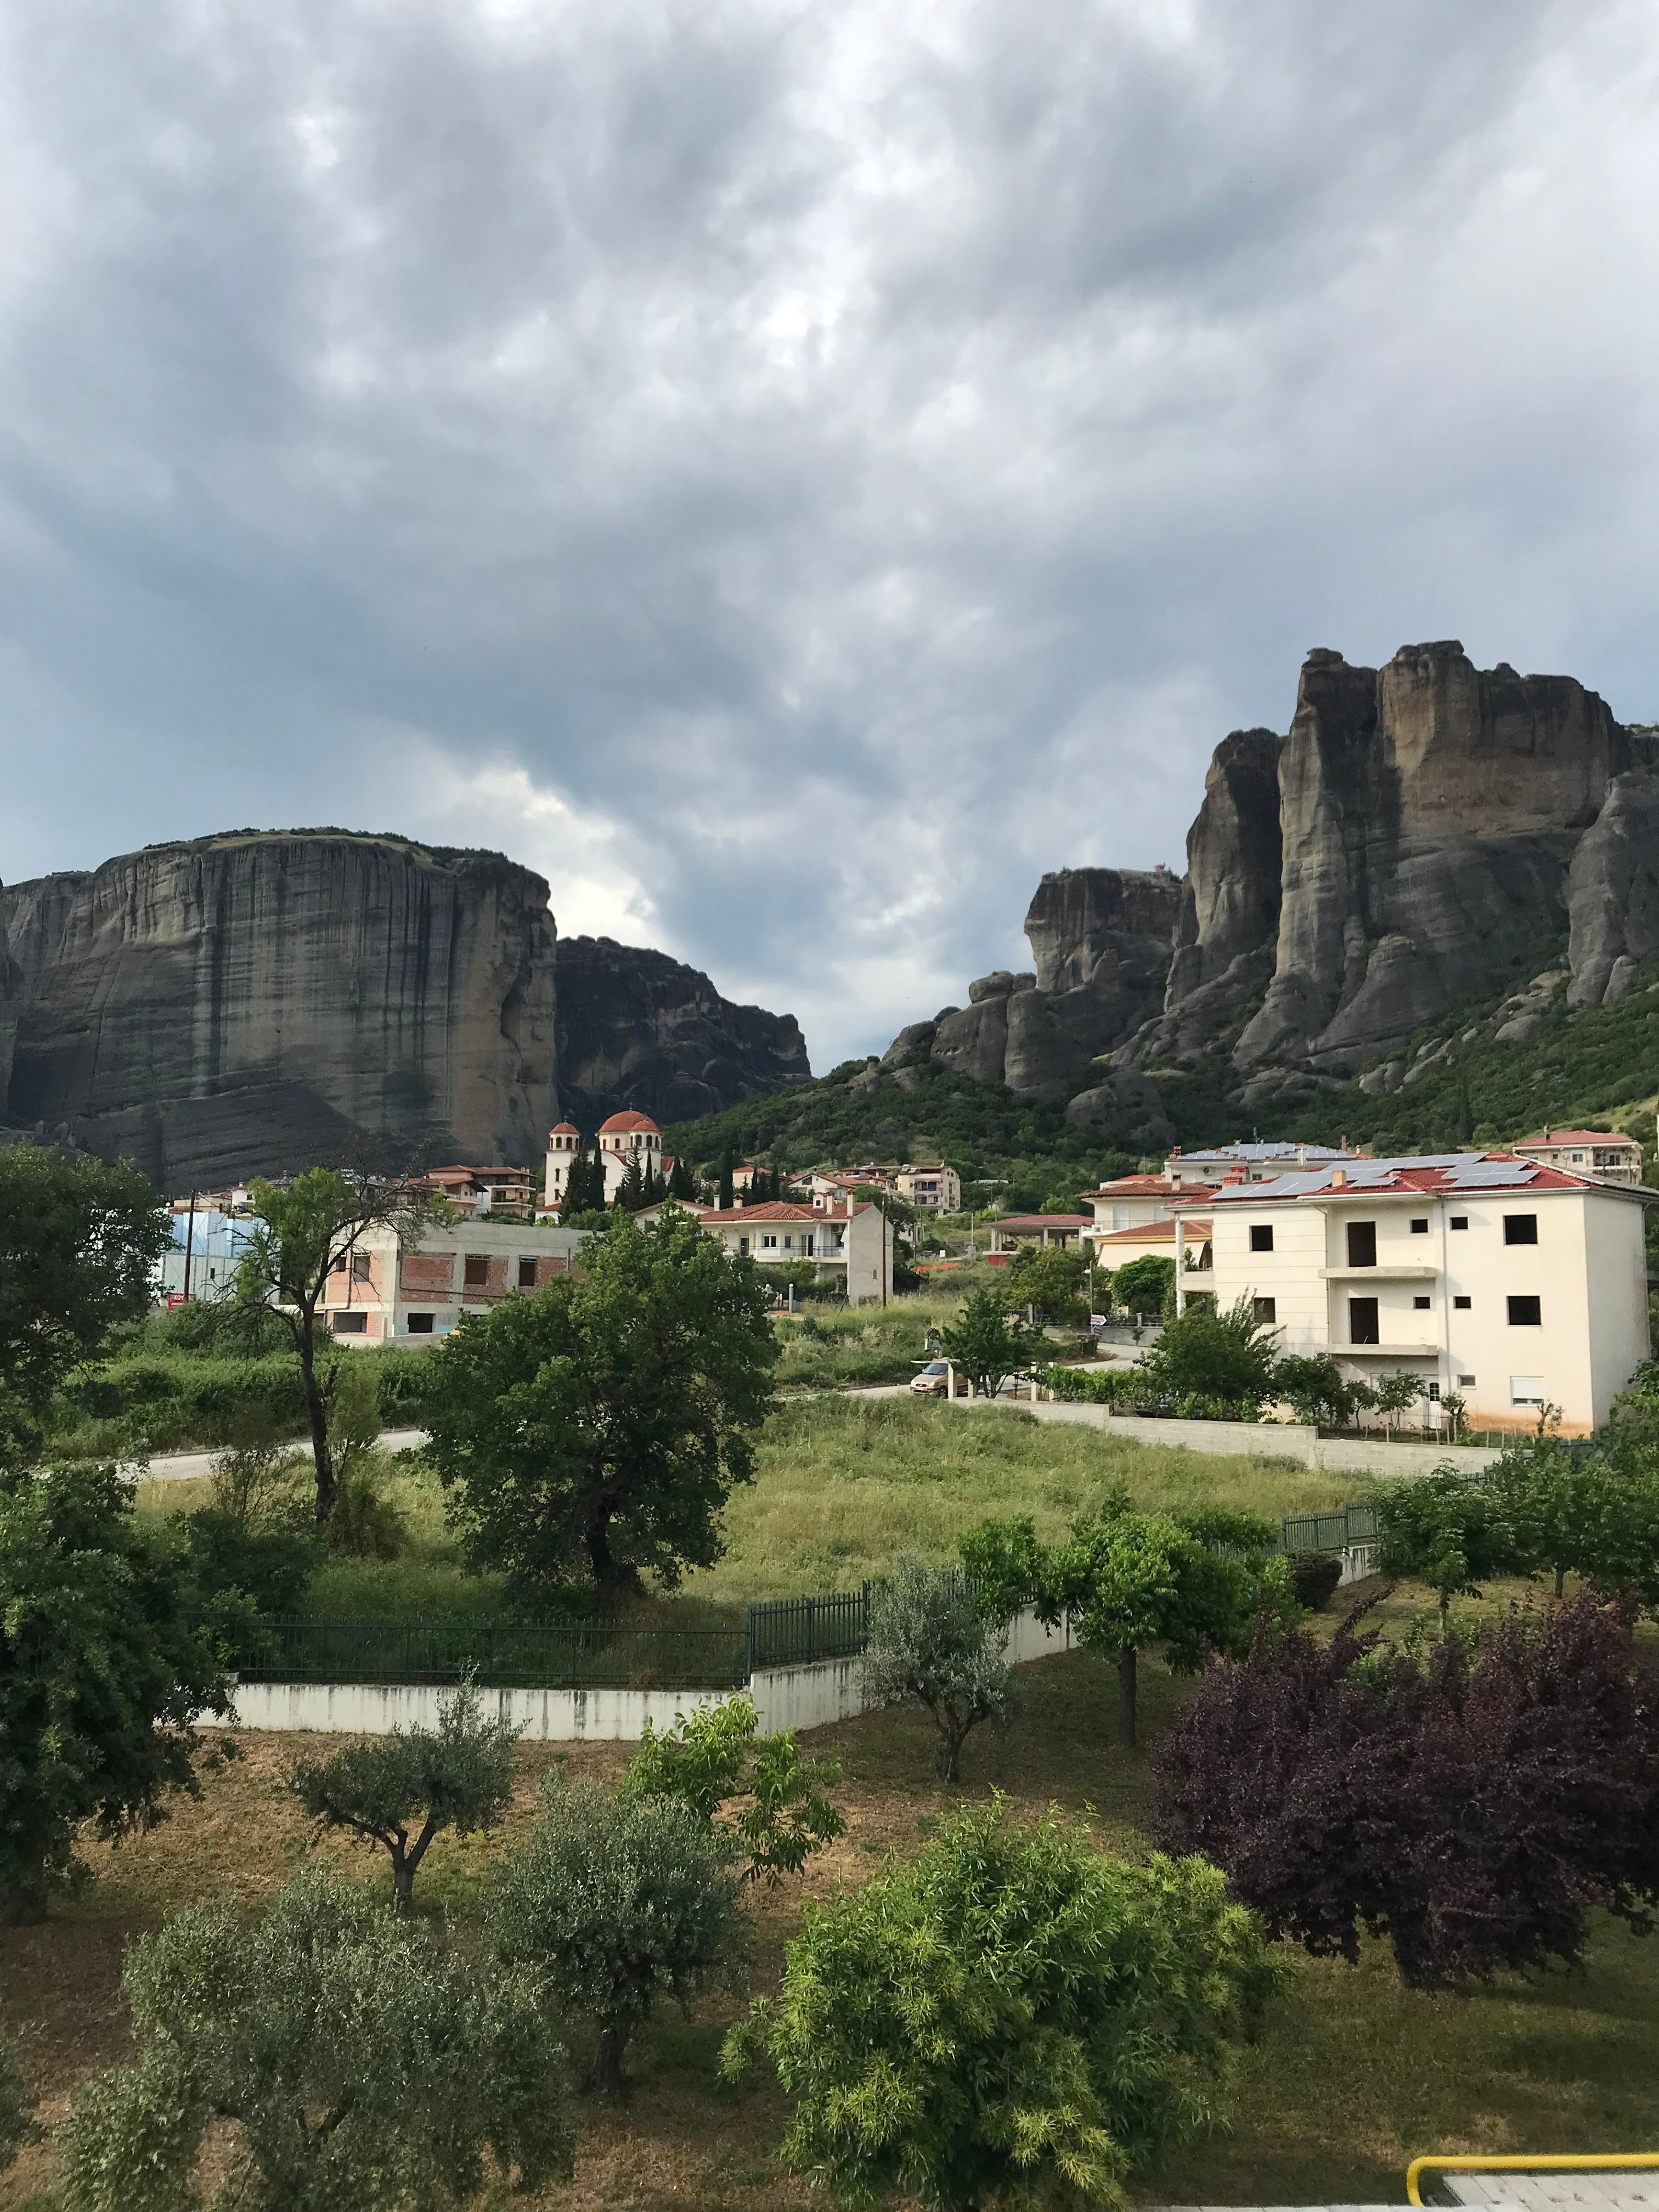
1520 1129 1639 1148
1091 1174 1216 1199
1093 1217 1212 1243
599 1110 661 1134
697 1201 868 1222
991 1214 1093 1231
550 1122 580 1136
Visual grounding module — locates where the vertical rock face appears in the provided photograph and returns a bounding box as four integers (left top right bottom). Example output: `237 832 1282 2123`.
0 833 558 1188
554 936 810 1126
1565 768 1659 1008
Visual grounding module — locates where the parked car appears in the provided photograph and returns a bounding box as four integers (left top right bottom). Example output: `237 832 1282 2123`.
910 1359 951 1397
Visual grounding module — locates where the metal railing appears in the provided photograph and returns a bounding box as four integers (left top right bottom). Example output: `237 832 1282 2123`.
233 1617 750 1690
746 1587 873 1670
1277 1503 1381 1554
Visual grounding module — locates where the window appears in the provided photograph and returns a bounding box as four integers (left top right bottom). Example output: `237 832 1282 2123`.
804 1235 815 1257
1508 1295 1543 1327
1504 1214 1539 1245
1410 1217 1429 1235
1510 1375 1546 1407
1450 1215 1469 1231
1413 1295 1431 1310
783 1235 794 1251
1458 1373 1476 1386
1454 1295 1472 1309
406 1312 435 1335
1346 1221 1377 1267
1348 1295 1380 1345
738 1237 750 1257
351 1252 371 1281
517 1259 538 1289
464 1255 489 1287
762 1234 778 1250
1250 1224 1274 1252
333 1311 367 1334
1428 1380 1441 1401
1252 1296 1277 1323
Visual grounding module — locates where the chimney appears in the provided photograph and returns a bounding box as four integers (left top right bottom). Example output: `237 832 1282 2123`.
1330 1167 1347 1188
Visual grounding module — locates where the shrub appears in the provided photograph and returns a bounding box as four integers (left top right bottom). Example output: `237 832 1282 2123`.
939 1286 1046 1400
60 1868 573 2212
1374 1466 1528 1632
1139 1296 1280 1413
723 1799 1276 2211
488 1776 744 2100
860 1557 1015 1781
1149 1592 1659 1989
622 1693 844 1884
288 1678 520 1909
1286 1550 1344 1611
0 2029 35 2174
1108 1254 1175 1321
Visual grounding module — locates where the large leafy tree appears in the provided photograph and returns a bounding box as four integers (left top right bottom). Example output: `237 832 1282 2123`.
233 1170 450 1526
60 1869 573 2212
1495 1435 1659 1604
1138 1295 1280 1414
1003 1243 1091 1326
723 1799 1275 2212
1150 1592 1659 1991
489 1776 744 2100
1374 1466 1528 1633
422 1205 777 1596
0 1463 229 1925
288 1678 520 1910
938 1285 1045 1400
1107 1252 1175 1323
0 1143 170 1474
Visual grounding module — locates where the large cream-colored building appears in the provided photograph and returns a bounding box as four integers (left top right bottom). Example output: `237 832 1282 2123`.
1175 1150 1652 1434
686 1200 895 1304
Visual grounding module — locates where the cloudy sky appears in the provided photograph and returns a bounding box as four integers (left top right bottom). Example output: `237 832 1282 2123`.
2 0 1657 1068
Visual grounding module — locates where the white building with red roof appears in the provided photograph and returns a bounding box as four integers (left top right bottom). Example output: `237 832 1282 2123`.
543 1110 680 1211
673 1198 895 1305
1174 1149 1654 1434
1513 1128 1643 1186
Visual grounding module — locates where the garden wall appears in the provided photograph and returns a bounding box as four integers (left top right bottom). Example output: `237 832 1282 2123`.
978 1397 1504 1477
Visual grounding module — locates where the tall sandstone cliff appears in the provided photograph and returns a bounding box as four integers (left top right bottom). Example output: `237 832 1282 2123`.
0 831 809 1189
887 640 1659 1137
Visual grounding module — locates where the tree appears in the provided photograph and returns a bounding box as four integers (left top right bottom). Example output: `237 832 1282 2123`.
0 1144 170 1473
668 1154 698 1201
1108 1252 1175 1325
1150 1592 1659 1991
1048 1497 1283 1745
722 1799 1276 2212
613 1153 646 1211
1370 1369 1423 1438
1138 1295 1280 1414
718 1149 736 1210
233 1170 450 1527
422 1207 777 1597
623 1692 845 1883
288 1678 520 1910
1272 1353 1369 1430
488 1776 744 2100
938 1285 1044 1400
59 1868 573 2212
559 1143 605 1217
1493 1437 1659 1604
860 1558 1015 1781
0 2030 35 2175
0 1463 229 1925
1374 1466 1527 1634
1003 1243 1091 1327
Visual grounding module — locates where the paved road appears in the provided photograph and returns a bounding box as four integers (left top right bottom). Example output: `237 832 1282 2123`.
131 1426 430 1485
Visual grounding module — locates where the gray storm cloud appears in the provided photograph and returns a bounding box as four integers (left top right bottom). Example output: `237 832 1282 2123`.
1 0 1656 1064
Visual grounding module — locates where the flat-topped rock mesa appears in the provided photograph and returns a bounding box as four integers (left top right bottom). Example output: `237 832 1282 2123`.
885 640 1659 1133
556 934 809 1127
0 830 810 1188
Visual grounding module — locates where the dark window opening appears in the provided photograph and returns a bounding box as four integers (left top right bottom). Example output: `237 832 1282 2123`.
1346 1221 1377 1267
1252 1296 1277 1323
1348 1296 1380 1345
1508 1295 1543 1326
464 1255 489 1287
1504 1214 1539 1245
1410 1217 1429 1235
1454 1295 1472 1310
351 1252 371 1281
517 1259 538 1289
333 1312 367 1335
1450 1216 1469 1231
1413 1295 1431 1310
1250 1224 1274 1252
406 1313 435 1335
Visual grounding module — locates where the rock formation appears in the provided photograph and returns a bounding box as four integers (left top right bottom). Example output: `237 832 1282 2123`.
555 936 809 1126
0 830 810 1189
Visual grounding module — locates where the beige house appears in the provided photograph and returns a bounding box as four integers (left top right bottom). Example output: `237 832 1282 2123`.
1177 1150 1652 1435
1084 1172 1211 1240
988 1214 1092 1254
687 1200 895 1304
1092 1215 1214 1296
1513 1128 1643 1186
322 1218 589 1341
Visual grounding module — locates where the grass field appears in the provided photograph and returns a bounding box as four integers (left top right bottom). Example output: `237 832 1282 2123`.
7 1607 1659 2211
136 1395 1352 1620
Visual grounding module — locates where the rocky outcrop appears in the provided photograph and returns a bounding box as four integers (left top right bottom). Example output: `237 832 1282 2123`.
0 831 811 1190
1565 769 1659 1009
555 936 810 1126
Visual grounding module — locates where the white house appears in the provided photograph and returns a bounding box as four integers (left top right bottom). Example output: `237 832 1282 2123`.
689 1200 895 1304
1162 1139 1358 1188
1513 1128 1644 1187
1084 1171 1213 1240
544 1110 681 1211
1176 1150 1652 1435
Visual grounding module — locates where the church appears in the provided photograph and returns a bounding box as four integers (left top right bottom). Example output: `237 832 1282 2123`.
544 1109 680 1211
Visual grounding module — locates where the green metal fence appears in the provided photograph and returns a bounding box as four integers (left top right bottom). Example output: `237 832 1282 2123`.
233 1617 751 1690
1277 1503 1381 1554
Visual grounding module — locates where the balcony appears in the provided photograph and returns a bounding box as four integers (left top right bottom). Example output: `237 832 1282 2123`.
1334 1341 1441 1358
1319 1264 1439 1282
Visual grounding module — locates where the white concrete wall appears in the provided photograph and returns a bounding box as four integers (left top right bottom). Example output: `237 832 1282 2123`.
1584 1188 1651 1427
970 1395 1504 1475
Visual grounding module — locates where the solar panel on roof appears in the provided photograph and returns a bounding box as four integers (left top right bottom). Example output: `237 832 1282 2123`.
1443 1161 1539 1188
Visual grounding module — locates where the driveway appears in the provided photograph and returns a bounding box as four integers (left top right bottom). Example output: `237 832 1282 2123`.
129 1426 431 1484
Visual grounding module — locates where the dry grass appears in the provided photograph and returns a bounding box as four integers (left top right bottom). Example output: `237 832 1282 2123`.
10 1585 1659 2210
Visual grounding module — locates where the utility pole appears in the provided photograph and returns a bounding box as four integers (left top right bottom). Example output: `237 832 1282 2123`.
181 1189 199 1301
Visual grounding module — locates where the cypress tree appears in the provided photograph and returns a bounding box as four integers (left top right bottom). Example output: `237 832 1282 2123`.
719 1151 735 1211
616 1155 646 1212
668 1155 696 1201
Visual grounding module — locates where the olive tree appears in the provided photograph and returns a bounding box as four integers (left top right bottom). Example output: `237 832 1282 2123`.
59 1869 573 2212
488 1777 744 2100
288 1678 520 1910
623 1693 845 1884
723 1799 1276 2212
1 1462 228 1925
860 1557 1016 1782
